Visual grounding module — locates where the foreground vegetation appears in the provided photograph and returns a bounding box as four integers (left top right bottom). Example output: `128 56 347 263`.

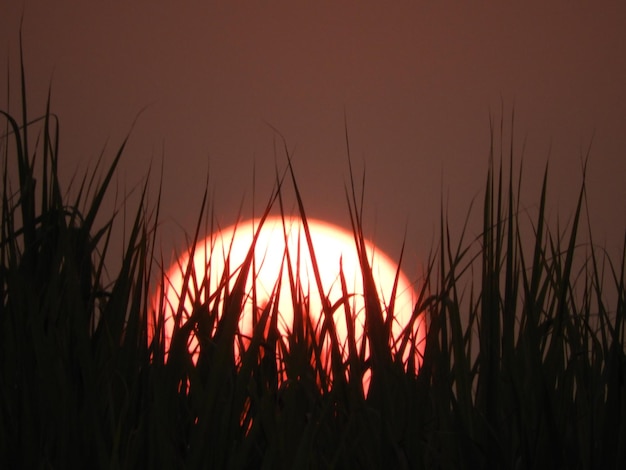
1 58 625 469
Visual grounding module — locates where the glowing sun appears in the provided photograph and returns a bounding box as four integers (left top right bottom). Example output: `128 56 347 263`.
153 216 425 383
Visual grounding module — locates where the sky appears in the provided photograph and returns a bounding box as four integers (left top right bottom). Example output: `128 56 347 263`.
2 1 625 284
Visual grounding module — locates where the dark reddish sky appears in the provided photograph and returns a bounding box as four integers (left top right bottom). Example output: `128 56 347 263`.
2 2 625 280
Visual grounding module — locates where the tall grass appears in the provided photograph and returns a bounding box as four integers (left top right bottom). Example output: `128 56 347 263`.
1 51 625 469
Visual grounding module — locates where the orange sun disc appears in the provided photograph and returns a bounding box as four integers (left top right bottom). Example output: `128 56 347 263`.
151 216 426 388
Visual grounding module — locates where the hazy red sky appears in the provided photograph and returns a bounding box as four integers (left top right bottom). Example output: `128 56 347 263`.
2 1 625 279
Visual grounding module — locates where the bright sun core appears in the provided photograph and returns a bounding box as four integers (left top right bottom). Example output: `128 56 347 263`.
152 216 426 385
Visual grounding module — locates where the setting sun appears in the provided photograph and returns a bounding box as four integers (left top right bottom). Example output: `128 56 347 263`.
153 216 426 386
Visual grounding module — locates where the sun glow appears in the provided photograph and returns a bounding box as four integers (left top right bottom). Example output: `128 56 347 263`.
152 216 425 389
